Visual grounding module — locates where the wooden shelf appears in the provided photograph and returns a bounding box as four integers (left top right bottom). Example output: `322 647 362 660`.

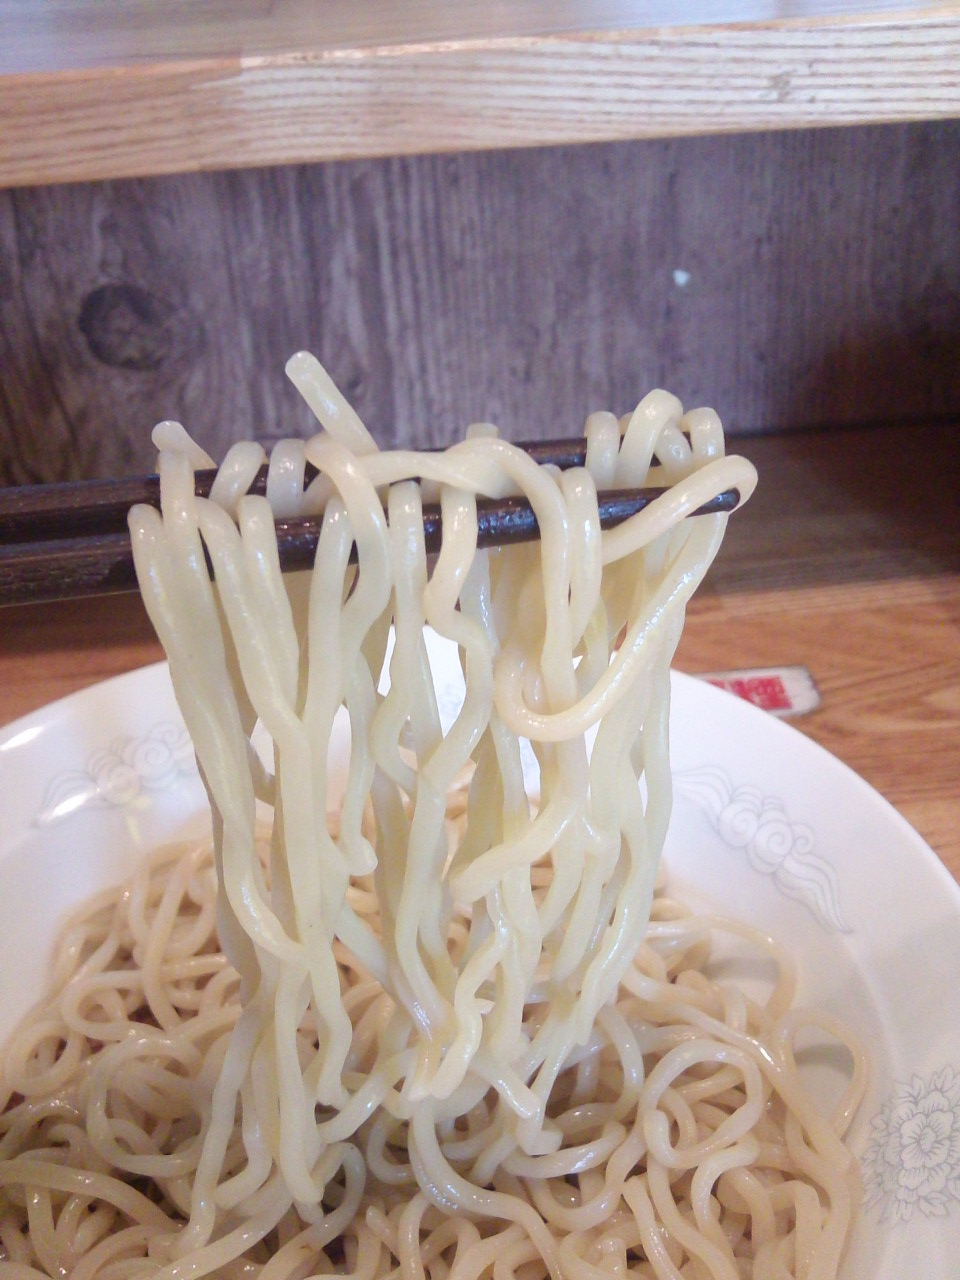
2 2 959 187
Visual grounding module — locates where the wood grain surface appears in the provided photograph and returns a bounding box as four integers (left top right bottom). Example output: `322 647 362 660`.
2 2 959 186
700 421 960 594
4 2 948 73
1 422 957 882
676 577 960 872
3 121 959 486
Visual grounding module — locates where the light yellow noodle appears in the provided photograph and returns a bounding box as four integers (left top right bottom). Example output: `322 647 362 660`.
1 357 868 1280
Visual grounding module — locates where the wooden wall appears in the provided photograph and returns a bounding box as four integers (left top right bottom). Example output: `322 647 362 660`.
1 118 958 485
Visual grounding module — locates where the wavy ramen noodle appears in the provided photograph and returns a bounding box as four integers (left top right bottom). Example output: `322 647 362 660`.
0 356 866 1280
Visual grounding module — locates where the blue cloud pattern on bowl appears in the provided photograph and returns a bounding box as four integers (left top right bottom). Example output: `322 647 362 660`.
34 721 196 826
674 764 850 933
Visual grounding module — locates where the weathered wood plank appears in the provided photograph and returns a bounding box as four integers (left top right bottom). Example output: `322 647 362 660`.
2 3 958 186
1 121 958 484
3 2 944 75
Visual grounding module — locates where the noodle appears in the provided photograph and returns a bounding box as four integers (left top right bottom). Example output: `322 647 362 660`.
0 356 867 1279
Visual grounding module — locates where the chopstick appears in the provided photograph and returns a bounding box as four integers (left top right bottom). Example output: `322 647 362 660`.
0 438 590 544
0 439 740 606
0 437 593 542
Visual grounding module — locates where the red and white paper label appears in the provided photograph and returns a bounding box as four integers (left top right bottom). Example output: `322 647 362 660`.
695 666 821 718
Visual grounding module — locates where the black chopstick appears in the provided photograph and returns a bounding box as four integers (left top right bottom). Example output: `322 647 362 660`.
0 438 591 545
0 487 740 607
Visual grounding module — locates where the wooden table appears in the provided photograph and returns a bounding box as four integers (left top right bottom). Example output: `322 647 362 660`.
2 580 956 882
678 576 960 881
2 423 957 885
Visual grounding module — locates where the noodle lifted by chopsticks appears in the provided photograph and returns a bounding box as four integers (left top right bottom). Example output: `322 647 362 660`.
0 357 867 1279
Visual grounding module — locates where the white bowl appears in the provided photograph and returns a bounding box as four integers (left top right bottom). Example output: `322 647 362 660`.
2 648 959 1278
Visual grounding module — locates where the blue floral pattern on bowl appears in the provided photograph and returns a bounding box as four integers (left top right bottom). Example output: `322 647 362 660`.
863 1068 960 1222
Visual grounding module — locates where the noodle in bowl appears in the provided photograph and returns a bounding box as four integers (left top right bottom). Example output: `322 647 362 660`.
0 358 868 1279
